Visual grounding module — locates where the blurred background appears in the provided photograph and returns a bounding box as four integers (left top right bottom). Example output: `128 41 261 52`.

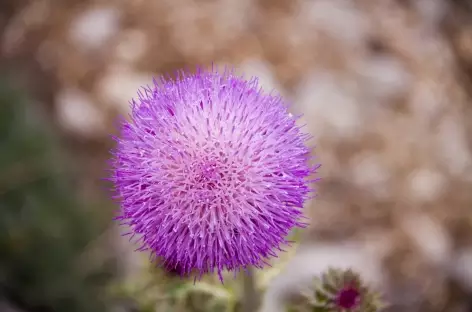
1 0 472 311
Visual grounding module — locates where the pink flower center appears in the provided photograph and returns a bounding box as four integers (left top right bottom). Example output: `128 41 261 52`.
195 161 222 190
335 286 361 309
200 162 219 180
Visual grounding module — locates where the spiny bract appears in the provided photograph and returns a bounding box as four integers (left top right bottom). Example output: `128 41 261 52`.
110 67 318 282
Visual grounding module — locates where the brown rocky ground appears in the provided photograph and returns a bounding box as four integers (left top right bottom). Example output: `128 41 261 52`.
1 0 472 311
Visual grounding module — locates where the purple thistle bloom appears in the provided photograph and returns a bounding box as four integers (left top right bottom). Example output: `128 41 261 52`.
109 67 318 282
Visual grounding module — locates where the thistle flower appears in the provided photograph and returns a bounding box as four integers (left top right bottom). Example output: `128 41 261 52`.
305 268 384 312
109 67 318 281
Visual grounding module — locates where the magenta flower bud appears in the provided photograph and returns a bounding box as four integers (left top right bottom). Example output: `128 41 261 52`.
109 67 318 282
335 285 361 309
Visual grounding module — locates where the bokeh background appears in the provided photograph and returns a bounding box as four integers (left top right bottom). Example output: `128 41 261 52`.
1 0 472 311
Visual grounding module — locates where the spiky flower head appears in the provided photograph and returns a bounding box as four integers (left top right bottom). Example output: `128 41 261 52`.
109 67 318 281
304 268 385 312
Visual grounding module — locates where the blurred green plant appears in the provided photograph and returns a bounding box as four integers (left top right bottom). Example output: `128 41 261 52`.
0 78 114 312
111 260 239 312
111 228 304 312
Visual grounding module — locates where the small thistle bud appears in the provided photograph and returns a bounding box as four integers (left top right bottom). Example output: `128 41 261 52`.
305 268 385 312
109 67 319 282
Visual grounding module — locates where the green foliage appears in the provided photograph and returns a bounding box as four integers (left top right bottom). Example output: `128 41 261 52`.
0 78 114 312
112 228 304 312
110 252 248 312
